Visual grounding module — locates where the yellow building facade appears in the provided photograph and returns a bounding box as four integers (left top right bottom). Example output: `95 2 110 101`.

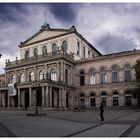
0 24 140 110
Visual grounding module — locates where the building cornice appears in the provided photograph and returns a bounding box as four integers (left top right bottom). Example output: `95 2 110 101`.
76 49 140 64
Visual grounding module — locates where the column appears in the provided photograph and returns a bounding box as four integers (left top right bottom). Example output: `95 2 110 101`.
34 66 37 81
22 91 25 107
119 90 125 106
59 88 62 107
60 62 64 82
57 62 60 81
15 70 18 82
7 93 10 107
70 67 73 86
42 86 45 107
46 86 49 107
0 91 1 107
18 89 21 107
71 92 74 108
29 88 32 108
24 68 27 82
64 63 66 83
2 92 5 107
62 89 66 107
54 90 58 107
50 86 52 107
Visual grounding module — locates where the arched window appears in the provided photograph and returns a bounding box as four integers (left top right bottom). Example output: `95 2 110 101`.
90 93 95 96
39 70 44 80
50 68 57 81
101 92 107 106
52 43 57 55
113 91 119 106
100 67 107 84
80 71 85 86
34 48 38 56
62 41 68 52
11 75 16 83
89 69 96 85
25 50 29 59
79 93 85 97
29 72 34 81
42 46 47 55
125 91 132 106
124 64 131 81
112 65 118 83
20 73 25 83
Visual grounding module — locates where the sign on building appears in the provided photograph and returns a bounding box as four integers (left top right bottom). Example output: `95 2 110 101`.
8 83 17 96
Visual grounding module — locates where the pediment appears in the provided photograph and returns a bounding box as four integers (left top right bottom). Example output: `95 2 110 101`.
23 29 70 46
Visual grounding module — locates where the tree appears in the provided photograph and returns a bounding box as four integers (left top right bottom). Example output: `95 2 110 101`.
132 60 140 105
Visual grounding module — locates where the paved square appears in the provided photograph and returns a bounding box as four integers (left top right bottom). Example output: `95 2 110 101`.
0 109 140 137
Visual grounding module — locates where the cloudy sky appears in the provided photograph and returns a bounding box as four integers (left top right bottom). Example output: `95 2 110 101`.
0 3 140 74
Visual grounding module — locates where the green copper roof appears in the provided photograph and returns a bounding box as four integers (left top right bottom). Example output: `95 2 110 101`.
41 23 50 30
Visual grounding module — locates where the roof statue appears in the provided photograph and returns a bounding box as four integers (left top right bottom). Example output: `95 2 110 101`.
41 23 50 30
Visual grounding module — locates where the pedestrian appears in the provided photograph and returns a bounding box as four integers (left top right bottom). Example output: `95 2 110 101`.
100 102 104 121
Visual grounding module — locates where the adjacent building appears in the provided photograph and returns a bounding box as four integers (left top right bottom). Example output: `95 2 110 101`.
0 23 140 110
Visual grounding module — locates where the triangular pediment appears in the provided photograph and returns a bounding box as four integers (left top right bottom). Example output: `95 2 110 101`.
22 29 71 46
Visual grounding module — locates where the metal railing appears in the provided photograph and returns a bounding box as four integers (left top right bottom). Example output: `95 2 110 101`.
6 50 74 68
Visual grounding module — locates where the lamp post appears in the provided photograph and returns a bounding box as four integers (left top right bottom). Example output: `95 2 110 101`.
27 80 46 116
32 81 40 115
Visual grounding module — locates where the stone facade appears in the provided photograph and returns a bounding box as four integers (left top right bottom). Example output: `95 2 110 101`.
0 24 140 110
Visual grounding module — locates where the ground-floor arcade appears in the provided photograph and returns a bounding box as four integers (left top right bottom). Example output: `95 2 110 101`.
0 83 74 110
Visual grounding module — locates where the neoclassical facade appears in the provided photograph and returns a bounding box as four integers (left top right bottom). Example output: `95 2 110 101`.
0 23 140 110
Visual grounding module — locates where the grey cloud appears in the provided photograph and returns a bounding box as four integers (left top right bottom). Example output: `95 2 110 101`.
45 3 77 24
96 33 137 54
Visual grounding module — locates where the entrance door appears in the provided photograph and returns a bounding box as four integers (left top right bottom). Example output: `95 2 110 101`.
5 92 8 107
14 94 18 107
125 96 132 106
37 88 42 107
80 99 85 109
24 91 29 110
90 98 95 107
113 97 119 106
66 93 69 107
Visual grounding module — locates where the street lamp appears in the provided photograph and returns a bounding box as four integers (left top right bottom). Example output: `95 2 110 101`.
27 80 46 116
32 81 40 115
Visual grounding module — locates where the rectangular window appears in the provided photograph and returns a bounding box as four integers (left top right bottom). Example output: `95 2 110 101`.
83 47 85 58
125 70 131 81
90 75 95 85
112 71 118 82
77 42 80 56
88 51 90 58
80 76 85 86
101 73 107 84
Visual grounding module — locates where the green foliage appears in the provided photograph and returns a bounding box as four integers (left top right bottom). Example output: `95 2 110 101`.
132 60 140 100
134 60 140 82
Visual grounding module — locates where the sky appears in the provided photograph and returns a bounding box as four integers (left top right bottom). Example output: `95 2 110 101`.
0 3 140 74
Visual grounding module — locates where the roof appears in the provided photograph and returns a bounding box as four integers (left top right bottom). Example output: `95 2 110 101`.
19 25 102 56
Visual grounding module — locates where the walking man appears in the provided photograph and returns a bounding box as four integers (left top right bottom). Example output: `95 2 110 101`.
100 102 104 121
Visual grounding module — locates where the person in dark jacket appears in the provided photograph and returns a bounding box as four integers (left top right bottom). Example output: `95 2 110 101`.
100 103 104 121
